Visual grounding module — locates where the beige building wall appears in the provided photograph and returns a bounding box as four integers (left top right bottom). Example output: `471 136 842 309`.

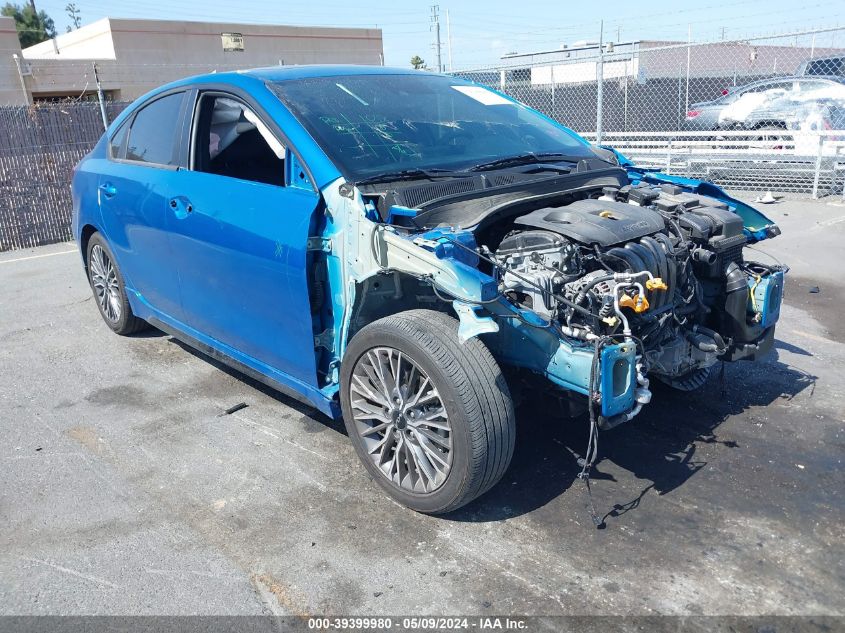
106 19 382 67
0 16 28 105
9 18 383 102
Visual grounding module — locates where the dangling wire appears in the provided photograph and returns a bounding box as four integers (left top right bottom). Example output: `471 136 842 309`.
577 336 610 528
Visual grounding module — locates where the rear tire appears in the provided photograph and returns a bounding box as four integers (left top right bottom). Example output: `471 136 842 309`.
85 232 148 335
340 309 515 514
753 125 787 151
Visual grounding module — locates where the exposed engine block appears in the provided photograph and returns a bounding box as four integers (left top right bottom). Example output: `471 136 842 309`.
496 230 581 319
493 183 785 388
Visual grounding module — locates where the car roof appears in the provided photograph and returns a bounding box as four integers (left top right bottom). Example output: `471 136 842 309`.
737 75 845 89
108 65 458 135
149 65 443 95
244 65 424 82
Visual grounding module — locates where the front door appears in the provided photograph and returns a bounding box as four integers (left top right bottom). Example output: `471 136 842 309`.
166 92 320 387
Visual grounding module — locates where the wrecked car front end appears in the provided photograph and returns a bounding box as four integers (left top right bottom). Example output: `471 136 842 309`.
272 72 785 429
266 69 786 511
333 171 785 431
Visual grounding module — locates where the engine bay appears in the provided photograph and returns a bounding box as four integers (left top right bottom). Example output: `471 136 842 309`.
359 172 786 430
491 183 784 397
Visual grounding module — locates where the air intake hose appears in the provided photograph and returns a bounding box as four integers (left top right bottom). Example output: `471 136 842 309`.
723 261 765 344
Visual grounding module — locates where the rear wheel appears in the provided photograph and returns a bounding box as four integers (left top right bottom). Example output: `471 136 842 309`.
753 125 787 151
340 309 515 514
86 232 148 335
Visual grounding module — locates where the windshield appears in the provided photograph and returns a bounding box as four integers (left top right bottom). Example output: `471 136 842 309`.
268 73 594 181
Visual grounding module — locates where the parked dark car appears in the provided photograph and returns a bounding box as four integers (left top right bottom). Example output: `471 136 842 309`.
72 66 785 513
797 55 845 77
684 76 845 132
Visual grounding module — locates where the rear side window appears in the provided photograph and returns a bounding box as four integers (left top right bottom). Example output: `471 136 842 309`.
126 92 185 166
742 81 793 95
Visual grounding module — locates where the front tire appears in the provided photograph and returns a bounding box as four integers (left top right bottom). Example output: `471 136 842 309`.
340 309 515 514
86 232 148 335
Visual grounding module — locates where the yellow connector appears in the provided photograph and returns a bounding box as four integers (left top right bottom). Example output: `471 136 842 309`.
619 293 650 313
646 277 668 291
601 316 619 327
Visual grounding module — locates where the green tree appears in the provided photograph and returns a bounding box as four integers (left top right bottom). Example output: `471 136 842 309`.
65 2 81 31
1 2 57 48
410 55 427 70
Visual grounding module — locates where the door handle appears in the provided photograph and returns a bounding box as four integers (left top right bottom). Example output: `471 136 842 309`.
98 183 117 198
169 197 194 219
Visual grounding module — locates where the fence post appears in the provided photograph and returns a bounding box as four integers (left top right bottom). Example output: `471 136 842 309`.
685 24 691 116
596 20 604 144
812 134 824 199
666 139 673 172
92 62 109 131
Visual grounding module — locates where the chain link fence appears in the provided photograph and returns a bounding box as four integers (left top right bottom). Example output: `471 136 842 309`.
0 100 129 251
452 26 845 196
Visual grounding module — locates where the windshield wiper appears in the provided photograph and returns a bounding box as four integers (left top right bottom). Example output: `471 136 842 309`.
469 152 581 172
353 168 472 187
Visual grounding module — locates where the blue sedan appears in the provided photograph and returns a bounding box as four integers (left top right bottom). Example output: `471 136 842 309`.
73 66 785 513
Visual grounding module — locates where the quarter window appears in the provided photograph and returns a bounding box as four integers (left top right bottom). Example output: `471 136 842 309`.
126 92 185 166
108 121 128 159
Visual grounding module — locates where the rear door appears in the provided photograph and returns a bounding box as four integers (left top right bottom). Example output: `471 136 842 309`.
165 90 321 386
98 90 189 320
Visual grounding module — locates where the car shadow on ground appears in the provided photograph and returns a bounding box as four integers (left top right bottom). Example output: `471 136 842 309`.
166 336 347 435
133 326 170 339
446 349 817 524
162 332 816 525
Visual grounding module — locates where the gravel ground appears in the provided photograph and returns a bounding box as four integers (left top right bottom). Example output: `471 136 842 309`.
0 193 843 616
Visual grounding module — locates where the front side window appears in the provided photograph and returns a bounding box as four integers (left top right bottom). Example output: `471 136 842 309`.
126 92 185 166
269 74 593 181
191 94 286 186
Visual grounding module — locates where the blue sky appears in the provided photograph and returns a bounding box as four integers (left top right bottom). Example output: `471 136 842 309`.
35 0 845 69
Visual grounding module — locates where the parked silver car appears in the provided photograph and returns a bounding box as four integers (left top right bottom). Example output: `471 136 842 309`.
684 76 845 132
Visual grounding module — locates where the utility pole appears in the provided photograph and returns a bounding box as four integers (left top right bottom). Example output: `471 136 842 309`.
92 62 109 131
430 5 442 73
446 8 453 72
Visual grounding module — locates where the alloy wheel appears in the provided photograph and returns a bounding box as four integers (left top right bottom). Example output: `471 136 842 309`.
349 347 453 493
89 244 122 323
